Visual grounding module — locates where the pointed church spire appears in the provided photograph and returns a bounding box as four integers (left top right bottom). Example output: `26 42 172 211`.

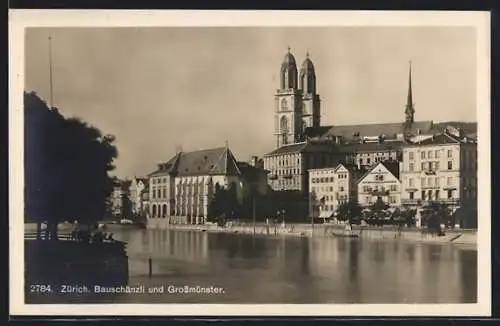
405 61 415 125
407 61 413 107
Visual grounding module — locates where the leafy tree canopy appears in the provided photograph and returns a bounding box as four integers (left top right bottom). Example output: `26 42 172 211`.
24 92 118 238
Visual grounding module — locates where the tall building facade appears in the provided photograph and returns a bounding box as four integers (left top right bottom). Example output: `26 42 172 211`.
147 146 269 227
400 129 477 211
275 48 321 148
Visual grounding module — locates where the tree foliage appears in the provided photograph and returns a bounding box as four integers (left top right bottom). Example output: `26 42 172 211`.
336 199 362 223
24 92 118 239
371 197 389 212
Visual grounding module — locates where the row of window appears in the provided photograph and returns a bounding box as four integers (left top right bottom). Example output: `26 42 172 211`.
274 179 300 188
311 173 347 183
152 177 168 184
271 169 300 176
406 176 454 188
363 196 398 204
408 149 451 160
311 186 345 193
359 156 394 166
407 189 453 200
151 187 167 199
408 161 453 172
361 184 398 192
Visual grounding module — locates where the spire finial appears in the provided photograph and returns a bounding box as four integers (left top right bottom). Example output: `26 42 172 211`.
287 46 291 53
405 60 415 125
225 140 229 148
306 51 310 58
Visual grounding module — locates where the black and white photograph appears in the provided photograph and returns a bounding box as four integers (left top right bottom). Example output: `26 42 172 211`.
9 10 490 316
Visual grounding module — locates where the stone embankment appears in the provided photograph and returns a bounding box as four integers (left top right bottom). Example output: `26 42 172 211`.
145 219 477 247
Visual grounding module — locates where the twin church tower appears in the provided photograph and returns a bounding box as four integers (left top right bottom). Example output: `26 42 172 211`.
274 48 417 148
274 47 321 148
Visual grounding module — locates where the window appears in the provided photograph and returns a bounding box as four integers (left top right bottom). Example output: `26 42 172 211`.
157 189 161 198
152 187 156 199
428 162 432 170
329 186 334 192
421 151 426 159
435 162 440 170
409 178 414 187
330 177 334 182
360 158 364 165
447 190 453 199
367 158 371 165
390 185 397 192
163 188 166 198
435 150 440 158
447 149 452 158
421 162 426 170
409 192 414 200
340 186 344 192
409 163 414 172
435 178 439 187
448 161 453 170
428 151 433 159
421 190 426 200
421 178 426 187
280 98 288 111
435 190 440 200
389 196 396 204
427 177 432 186
409 151 414 160
447 177 452 186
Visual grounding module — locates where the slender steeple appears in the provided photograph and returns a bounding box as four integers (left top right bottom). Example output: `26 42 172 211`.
405 61 415 125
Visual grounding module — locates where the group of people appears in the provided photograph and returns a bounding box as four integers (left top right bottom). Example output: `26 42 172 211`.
70 222 114 243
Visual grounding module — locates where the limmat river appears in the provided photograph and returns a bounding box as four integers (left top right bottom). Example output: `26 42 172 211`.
28 226 477 304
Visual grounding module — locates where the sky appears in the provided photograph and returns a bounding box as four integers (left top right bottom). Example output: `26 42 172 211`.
24 27 477 178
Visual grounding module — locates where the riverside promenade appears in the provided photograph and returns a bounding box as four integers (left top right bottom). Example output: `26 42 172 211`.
145 219 477 247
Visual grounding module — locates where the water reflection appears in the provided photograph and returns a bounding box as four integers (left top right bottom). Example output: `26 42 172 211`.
38 228 477 304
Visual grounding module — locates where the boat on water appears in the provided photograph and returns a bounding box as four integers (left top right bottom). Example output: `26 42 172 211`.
329 230 360 238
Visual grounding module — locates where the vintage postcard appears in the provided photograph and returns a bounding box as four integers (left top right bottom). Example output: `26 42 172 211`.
9 10 491 317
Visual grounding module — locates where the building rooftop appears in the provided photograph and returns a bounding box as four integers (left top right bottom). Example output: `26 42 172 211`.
357 161 401 184
305 121 477 142
264 140 341 156
148 147 242 177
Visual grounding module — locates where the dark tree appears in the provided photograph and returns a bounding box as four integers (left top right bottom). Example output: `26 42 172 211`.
24 92 118 240
371 197 389 212
336 198 362 224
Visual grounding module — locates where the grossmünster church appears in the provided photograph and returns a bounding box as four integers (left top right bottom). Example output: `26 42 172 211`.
274 47 321 148
263 47 476 196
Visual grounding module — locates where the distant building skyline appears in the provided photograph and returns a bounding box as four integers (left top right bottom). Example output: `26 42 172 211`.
24 27 477 178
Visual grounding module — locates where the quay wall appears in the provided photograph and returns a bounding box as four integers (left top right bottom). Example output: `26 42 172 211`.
145 218 477 246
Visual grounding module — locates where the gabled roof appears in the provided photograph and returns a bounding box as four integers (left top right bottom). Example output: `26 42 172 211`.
264 140 340 156
334 163 368 180
337 141 405 153
322 120 434 140
357 161 400 184
405 132 475 147
148 147 242 177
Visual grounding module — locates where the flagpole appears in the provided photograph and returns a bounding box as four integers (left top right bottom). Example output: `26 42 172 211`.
310 191 313 237
48 35 54 109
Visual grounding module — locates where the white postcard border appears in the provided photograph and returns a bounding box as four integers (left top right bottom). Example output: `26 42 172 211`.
9 9 491 317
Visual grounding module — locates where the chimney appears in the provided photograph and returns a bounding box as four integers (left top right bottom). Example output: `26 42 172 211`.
250 156 258 167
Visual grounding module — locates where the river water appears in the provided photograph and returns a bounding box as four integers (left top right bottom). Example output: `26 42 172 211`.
27 226 477 304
